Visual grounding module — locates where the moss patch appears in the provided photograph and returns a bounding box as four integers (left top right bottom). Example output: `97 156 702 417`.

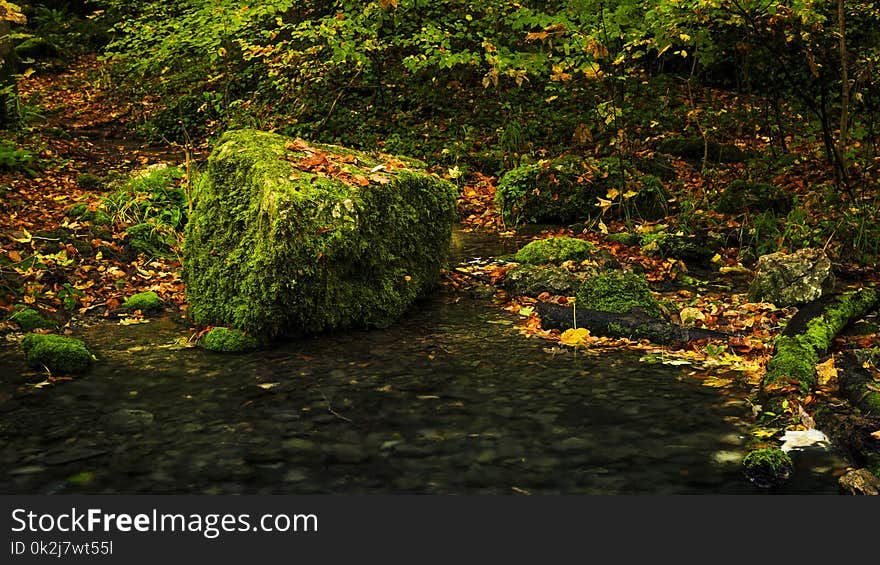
183 129 457 339
201 327 261 353
742 448 793 488
514 237 597 265
10 308 57 332
575 272 664 319
21 333 94 374
764 287 879 394
121 291 163 315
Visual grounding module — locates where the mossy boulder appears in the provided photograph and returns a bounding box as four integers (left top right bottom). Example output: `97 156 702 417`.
575 272 664 319
656 136 749 163
183 129 457 339
749 248 834 306
742 448 793 489
716 180 792 215
121 291 163 315
10 308 57 332
514 237 597 265
21 333 94 374
200 327 261 353
502 264 584 297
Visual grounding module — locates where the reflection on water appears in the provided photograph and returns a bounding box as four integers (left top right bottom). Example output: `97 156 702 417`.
0 230 847 494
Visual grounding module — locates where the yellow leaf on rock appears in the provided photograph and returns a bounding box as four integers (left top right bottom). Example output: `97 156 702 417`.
560 328 592 347
816 357 838 385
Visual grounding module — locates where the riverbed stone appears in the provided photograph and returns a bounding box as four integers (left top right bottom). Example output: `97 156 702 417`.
502 264 582 297
105 408 154 433
838 468 880 495
748 248 834 306
183 129 457 339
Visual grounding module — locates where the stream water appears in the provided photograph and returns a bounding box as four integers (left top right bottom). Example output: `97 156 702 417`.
0 230 848 494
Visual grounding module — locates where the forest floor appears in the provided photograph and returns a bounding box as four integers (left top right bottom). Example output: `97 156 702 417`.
2 56 880 472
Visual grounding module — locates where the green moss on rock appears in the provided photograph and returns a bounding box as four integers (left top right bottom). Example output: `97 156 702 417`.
11 308 57 332
183 129 457 339
742 448 794 488
121 291 163 314
21 333 94 374
764 287 879 394
201 327 261 352
502 264 583 297
575 272 664 319
514 237 597 265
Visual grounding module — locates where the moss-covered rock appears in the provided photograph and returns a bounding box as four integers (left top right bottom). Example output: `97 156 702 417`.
121 291 163 315
749 248 834 306
21 333 94 374
514 237 597 265
502 264 584 297
742 448 793 488
200 327 261 352
716 180 792 215
763 287 879 394
575 272 664 319
10 308 57 332
183 129 457 339
656 136 749 163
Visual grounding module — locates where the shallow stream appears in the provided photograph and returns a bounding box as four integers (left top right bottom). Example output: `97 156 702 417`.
0 230 847 494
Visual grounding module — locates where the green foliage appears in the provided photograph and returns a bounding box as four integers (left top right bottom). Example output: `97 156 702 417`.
0 140 36 172
575 271 663 319
9 307 56 332
715 180 792 216
20 333 94 374
103 165 186 229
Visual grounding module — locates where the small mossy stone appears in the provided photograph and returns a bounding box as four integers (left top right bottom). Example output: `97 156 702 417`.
121 291 163 315
11 308 57 332
21 333 94 374
502 264 582 297
201 327 261 353
575 272 664 319
742 448 793 489
514 237 597 265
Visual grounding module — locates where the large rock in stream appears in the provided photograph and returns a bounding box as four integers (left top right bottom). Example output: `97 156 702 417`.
183 129 457 338
748 247 834 306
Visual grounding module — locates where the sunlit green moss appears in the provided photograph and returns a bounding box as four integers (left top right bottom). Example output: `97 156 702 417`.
514 237 597 265
576 272 664 319
183 129 457 339
21 333 94 374
121 291 163 314
200 327 260 353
